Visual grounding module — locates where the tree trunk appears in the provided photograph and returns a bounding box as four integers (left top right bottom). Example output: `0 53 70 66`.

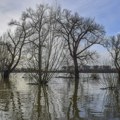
72 77 80 118
38 44 42 84
73 57 79 79
118 71 120 85
3 70 10 81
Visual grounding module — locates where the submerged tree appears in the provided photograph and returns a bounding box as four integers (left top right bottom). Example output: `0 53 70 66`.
0 40 9 73
56 10 105 79
0 18 31 80
22 4 65 84
104 34 120 83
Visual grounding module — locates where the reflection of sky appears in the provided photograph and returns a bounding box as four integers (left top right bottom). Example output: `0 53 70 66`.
0 0 119 61
83 81 106 116
50 74 107 119
0 73 119 119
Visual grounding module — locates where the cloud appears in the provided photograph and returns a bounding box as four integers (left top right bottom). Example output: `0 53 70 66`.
56 0 120 35
0 0 120 35
0 0 118 64
76 0 120 35
0 0 57 34
0 0 23 34
0 0 36 34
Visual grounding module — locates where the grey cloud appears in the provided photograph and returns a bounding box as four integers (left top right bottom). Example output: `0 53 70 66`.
0 0 120 35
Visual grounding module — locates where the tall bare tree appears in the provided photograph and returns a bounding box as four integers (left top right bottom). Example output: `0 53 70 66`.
0 18 31 80
104 34 120 83
23 5 65 84
22 4 50 83
56 10 105 79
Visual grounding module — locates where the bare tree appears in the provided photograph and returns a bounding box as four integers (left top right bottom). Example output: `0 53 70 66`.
0 18 31 80
22 4 50 83
0 41 8 77
56 10 105 79
23 5 65 84
104 34 120 83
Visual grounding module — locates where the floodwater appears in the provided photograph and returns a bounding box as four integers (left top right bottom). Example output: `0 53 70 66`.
0 73 120 120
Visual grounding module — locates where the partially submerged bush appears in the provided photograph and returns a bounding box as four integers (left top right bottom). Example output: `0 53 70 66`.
91 73 99 80
99 73 118 90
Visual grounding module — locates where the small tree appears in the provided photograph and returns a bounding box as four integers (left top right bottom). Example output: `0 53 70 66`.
57 10 105 79
104 34 120 83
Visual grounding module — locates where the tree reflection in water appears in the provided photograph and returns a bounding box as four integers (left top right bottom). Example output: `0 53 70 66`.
0 80 24 120
102 88 120 119
0 75 33 120
30 85 51 120
0 73 120 119
0 76 83 120
65 74 120 120
67 78 81 120
30 84 66 120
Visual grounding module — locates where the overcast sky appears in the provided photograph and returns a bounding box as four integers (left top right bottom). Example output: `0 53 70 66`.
0 0 120 35
0 0 119 63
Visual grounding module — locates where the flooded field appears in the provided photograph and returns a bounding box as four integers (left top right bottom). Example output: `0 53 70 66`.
0 73 120 120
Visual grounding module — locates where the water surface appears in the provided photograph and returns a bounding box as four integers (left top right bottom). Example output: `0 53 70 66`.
0 73 120 120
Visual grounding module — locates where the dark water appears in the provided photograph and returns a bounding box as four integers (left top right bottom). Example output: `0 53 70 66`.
0 73 120 120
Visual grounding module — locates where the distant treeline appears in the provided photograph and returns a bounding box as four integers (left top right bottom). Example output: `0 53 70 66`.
0 67 117 73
